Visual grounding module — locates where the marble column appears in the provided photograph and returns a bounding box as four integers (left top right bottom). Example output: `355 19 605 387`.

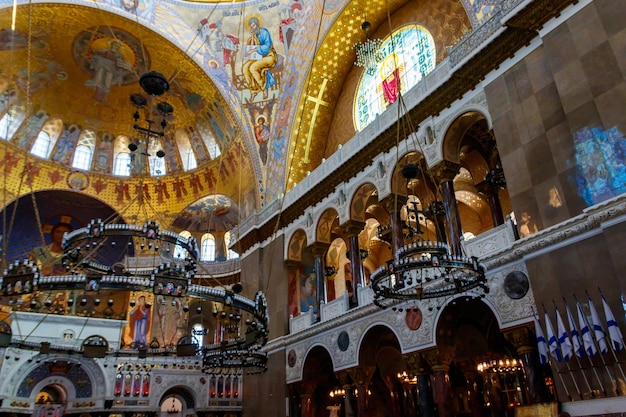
340 220 365 307
407 353 435 417
423 348 455 417
338 371 355 417
308 242 330 322
379 194 409 255
430 161 462 255
477 166 507 228
504 326 551 403
348 365 376 417
297 381 317 417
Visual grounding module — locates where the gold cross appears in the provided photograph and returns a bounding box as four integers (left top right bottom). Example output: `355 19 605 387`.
303 78 329 163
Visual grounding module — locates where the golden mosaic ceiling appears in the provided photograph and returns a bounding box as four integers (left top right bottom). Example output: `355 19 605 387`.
286 0 411 189
2 4 231 140
0 3 262 228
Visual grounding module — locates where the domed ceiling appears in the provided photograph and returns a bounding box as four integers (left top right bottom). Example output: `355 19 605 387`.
0 3 258 230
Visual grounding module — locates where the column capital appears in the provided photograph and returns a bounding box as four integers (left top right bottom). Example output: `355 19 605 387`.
347 365 376 386
379 194 408 213
284 259 302 269
339 220 365 237
429 161 461 184
307 242 330 257
503 324 536 355
422 347 455 372
406 353 430 375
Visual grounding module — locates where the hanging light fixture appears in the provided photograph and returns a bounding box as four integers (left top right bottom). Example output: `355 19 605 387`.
369 40 488 306
0 218 271 373
353 6 384 68
128 71 173 175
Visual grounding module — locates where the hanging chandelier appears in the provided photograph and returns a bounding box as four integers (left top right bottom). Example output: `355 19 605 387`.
1 218 269 373
370 162 487 306
354 21 384 68
128 71 173 175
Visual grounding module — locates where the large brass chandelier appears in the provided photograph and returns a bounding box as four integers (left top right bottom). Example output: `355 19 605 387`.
1 218 269 373
371 162 487 307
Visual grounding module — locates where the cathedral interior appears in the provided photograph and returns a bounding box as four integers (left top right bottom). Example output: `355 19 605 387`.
0 0 625 416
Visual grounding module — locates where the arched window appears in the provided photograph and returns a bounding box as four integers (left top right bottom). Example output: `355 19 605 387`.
72 130 97 170
0 105 26 141
113 136 132 176
224 231 239 260
197 117 222 159
113 153 131 176
148 138 166 176
201 233 216 262
175 128 197 171
30 131 51 158
174 230 192 259
354 24 436 131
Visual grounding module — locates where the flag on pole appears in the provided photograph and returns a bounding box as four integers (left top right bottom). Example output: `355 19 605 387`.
577 300 596 356
601 294 623 351
545 309 563 362
589 297 608 354
556 306 573 362
534 314 549 365
566 303 584 359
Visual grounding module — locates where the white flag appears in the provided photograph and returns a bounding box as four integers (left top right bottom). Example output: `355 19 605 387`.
545 310 562 362
577 300 596 356
601 295 623 351
589 297 608 354
556 307 573 362
534 314 549 365
566 303 584 358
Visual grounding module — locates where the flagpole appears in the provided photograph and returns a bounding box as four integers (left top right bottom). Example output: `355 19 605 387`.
597 289 626 389
575 293 619 395
564 297 605 397
554 299 591 399
542 304 574 401
533 310 571 402
546 303 582 400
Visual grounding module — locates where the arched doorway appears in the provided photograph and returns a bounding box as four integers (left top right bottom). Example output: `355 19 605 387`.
159 386 195 417
434 296 525 417
33 384 67 417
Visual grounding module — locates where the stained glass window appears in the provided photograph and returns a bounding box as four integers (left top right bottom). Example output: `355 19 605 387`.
354 24 436 131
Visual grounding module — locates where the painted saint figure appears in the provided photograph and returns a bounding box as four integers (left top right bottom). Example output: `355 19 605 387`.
129 295 150 347
30 222 73 276
254 116 270 164
85 39 133 102
242 16 277 101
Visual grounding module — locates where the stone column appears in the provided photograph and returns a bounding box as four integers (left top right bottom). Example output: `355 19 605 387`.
348 366 376 417
308 242 330 322
464 370 484 417
297 382 317 417
430 161 462 255
477 167 507 228
340 220 365 307
504 326 551 403
379 194 409 255
407 353 435 417
338 371 355 417
423 348 455 417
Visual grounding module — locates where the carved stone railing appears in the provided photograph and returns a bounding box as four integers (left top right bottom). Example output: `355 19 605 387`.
289 309 315 333
320 292 349 321
461 219 517 258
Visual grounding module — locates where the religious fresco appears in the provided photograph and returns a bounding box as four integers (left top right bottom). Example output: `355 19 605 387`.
0 0 500 214
172 194 239 233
